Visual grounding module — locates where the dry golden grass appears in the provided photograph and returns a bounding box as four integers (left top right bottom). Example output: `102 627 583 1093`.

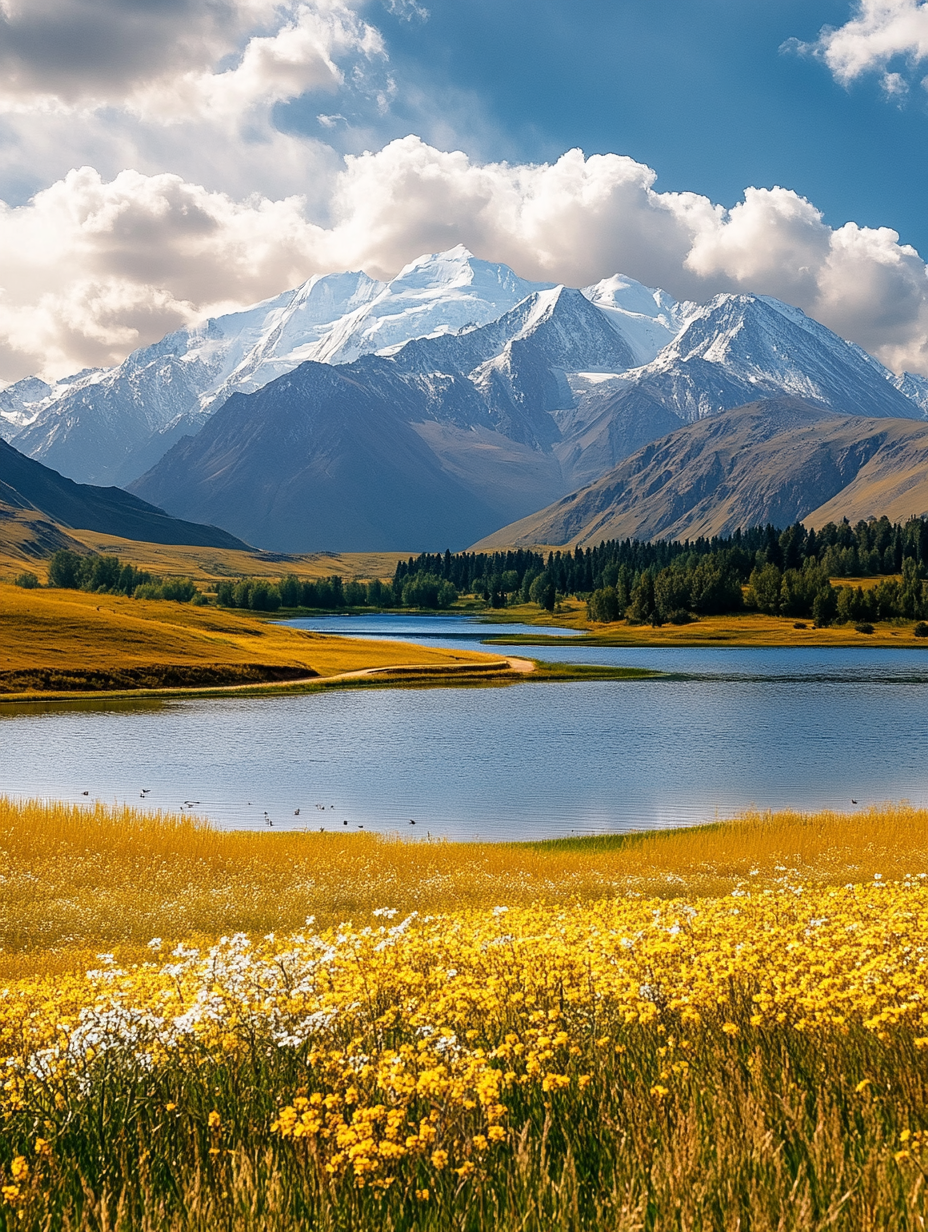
0 530 411 585
0 586 498 695
0 507 85 580
499 596 928 645
2 794 925 977
62 533 410 582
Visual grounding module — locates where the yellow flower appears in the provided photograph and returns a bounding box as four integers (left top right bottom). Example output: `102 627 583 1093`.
207 1111 221 1130
430 1149 449 1170
722 1022 739 1037
9 1158 27 1182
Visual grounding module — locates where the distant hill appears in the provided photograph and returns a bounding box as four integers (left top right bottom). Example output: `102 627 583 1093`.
473 400 928 549
0 437 250 551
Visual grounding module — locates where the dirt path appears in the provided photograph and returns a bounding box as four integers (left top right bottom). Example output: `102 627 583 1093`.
2 655 537 706
316 655 535 683
503 656 535 674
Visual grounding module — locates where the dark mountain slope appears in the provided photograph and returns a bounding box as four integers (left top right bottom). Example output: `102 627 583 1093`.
0 437 248 549
474 400 928 549
129 362 520 552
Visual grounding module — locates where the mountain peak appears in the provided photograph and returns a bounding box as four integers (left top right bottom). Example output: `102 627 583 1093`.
395 243 476 277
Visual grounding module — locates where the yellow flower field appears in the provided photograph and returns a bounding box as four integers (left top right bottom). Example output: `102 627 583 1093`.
1 797 928 1230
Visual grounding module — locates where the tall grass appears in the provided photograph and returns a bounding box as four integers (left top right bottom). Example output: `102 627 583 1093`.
1 795 926 969
2 797 928 1230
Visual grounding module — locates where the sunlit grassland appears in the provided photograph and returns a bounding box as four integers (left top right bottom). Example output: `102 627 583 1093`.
2 795 925 968
490 596 928 646
0 587 499 695
2 798 928 1229
0 534 409 585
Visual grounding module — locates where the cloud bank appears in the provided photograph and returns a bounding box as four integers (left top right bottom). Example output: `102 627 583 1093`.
1 2 928 384
2 138 928 383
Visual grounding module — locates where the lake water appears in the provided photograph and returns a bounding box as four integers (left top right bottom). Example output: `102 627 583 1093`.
2 612 927 841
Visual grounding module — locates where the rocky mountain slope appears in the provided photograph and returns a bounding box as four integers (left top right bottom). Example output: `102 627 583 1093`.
131 275 928 552
0 438 248 550
0 249 704 489
474 400 928 548
8 246 928 553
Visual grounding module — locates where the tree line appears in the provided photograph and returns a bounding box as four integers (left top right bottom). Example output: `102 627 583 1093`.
214 572 457 612
30 516 928 627
34 550 201 602
395 516 928 625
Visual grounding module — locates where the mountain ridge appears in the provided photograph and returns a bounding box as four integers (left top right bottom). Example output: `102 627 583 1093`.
472 400 928 549
0 437 250 550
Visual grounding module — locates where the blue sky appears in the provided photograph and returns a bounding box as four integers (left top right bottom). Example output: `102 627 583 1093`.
364 0 928 253
3 0 928 382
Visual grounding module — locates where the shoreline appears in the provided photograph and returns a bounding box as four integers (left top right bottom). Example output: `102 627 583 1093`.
0 655 660 708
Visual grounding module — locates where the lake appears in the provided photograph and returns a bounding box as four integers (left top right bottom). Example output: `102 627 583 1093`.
1 612 927 841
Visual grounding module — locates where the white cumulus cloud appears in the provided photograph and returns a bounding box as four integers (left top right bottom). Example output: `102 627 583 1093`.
0 0 385 119
802 0 928 92
3 139 928 383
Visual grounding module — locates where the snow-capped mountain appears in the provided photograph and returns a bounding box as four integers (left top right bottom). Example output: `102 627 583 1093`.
608 293 919 423
548 292 923 489
6 245 928 543
893 371 928 415
129 271 928 553
4 247 554 485
581 274 692 366
0 249 692 487
0 370 103 431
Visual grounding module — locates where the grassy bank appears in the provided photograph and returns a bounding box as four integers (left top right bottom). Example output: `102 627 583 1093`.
1 798 927 1229
482 597 928 646
0 587 508 697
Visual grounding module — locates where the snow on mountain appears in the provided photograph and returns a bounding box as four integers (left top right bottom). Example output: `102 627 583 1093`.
606 293 922 423
581 275 693 366
7 245 928 500
9 247 552 485
202 245 551 413
130 272 928 553
0 370 103 436
892 372 928 415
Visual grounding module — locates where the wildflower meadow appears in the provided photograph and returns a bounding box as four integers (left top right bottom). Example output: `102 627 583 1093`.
1 797 927 1229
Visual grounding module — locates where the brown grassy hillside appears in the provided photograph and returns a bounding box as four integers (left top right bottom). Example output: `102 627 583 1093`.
474 402 928 549
0 527 413 585
0 586 499 695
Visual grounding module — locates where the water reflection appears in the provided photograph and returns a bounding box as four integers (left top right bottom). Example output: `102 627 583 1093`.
0 614 926 840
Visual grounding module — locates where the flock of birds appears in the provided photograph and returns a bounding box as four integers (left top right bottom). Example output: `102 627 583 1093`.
77 787 420 831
